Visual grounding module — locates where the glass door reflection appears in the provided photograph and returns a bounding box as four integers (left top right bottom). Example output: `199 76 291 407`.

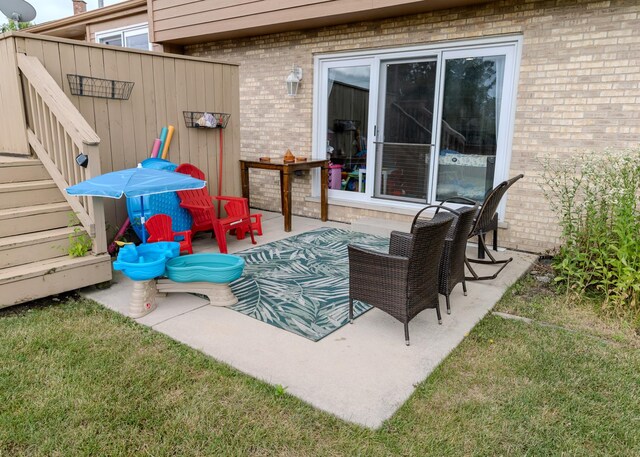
326 65 371 193
375 60 437 202
435 55 505 203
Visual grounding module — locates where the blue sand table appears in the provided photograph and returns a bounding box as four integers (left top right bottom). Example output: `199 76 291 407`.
113 242 180 281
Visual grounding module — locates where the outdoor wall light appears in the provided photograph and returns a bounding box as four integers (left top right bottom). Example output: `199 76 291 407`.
75 153 89 168
286 65 303 97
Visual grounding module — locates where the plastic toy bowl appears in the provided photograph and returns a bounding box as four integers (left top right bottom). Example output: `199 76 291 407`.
137 242 180 260
113 252 167 281
165 254 245 283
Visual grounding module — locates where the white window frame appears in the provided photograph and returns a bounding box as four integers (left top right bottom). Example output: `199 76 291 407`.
95 23 152 51
315 57 379 203
312 35 523 220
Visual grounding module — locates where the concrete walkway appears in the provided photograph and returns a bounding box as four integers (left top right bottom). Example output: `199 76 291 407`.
82 212 536 429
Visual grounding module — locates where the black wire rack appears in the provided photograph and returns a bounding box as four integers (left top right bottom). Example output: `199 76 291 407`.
183 111 230 129
67 74 135 100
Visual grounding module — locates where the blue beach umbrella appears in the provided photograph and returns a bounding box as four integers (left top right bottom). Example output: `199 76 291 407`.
66 164 206 243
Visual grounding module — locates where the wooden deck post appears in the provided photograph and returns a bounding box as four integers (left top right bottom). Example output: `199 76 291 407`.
85 143 107 254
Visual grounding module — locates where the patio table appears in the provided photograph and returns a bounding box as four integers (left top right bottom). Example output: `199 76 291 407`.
240 159 329 232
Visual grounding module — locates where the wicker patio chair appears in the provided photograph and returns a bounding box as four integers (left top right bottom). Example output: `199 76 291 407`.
348 212 454 346
411 203 478 314
443 174 524 281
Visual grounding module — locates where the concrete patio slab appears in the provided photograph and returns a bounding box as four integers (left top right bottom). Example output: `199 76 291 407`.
81 211 536 428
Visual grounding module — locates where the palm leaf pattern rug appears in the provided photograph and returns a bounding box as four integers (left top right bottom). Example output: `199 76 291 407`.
229 228 389 341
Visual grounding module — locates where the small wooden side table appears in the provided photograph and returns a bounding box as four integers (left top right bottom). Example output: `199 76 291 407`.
239 159 329 232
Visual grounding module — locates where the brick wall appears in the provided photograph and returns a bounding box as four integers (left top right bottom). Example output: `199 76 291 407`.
185 0 640 253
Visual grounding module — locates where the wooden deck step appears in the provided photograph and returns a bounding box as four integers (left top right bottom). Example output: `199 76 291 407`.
0 226 87 269
0 155 111 307
0 202 72 237
0 153 34 163
0 157 48 183
0 254 112 308
0 179 65 210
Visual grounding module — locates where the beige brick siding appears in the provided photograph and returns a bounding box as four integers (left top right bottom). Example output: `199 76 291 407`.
185 0 640 253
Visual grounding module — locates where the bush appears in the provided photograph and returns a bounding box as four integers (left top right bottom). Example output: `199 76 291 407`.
541 148 640 322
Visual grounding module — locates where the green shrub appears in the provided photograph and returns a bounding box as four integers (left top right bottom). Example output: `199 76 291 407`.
67 227 93 258
541 148 640 322
66 213 93 258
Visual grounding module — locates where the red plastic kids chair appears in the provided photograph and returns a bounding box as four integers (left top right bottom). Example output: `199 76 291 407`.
145 214 193 255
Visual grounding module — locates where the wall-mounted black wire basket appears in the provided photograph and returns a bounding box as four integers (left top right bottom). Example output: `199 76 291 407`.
183 111 230 129
67 74 135 100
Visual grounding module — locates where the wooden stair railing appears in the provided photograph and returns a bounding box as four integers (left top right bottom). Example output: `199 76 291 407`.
16 53 107 254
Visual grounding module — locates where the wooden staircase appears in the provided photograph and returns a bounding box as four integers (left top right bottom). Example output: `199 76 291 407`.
0 155 112 308
0 45 113 309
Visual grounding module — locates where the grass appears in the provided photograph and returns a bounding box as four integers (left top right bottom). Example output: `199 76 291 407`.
1 274 639 456
495 261 640 347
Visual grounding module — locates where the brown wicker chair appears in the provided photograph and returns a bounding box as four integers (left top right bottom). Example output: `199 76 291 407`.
411 203 478 315
442 174 524 281
348 212 454 346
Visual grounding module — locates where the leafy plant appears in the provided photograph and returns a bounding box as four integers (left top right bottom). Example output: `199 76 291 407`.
66 213 93 258
67 228 93 258
274 384 288 398
540 148 640 322
1 19 32 33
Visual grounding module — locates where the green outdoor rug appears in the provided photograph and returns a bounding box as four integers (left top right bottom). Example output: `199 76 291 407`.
229 228 389 341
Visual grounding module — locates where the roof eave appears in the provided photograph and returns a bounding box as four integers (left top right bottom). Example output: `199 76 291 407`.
26 0 147 35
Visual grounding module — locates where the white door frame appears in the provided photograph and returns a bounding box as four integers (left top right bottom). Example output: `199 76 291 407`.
314 57 379 202
376 56 440 203
311 36 522 219
430 44 519 213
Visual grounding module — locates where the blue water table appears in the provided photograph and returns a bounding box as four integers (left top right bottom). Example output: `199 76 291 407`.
113 242 180 280
165 254 245 283
114 243 245 317
152 254 245 308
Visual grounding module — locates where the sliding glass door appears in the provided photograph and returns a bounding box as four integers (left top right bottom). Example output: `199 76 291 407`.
315 39 518 209
320 59 375 198
375 59 437 202
434 48 513 203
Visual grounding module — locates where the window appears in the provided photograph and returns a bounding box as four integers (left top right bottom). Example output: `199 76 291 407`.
96 24 151 51
98 34 122 47
313 37 521 217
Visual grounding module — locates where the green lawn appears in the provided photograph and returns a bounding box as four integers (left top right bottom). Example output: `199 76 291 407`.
1 271 639 456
